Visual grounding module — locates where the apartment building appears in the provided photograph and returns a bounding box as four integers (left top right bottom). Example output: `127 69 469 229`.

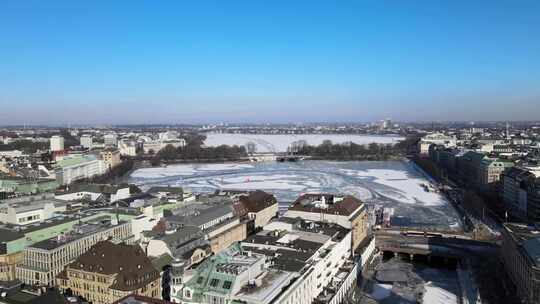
100 148 122 170
236 190 278 229
285 193 368 252
501 223 540 304
80 134 93 149
50 136 64 152
144 225 211 301
418 133 457 155
16 217 133 286
167 204 247 254
104 133 118 148
57 241 161 304
54 155 106 185
179 218 354 304
0 210 135 282
502 168 540 222
479 158 514 190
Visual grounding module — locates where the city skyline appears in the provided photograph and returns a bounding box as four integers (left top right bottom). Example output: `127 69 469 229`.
1 1 540 124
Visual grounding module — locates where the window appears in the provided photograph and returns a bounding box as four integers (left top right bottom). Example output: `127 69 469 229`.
209 278 220 287
222 280 232 290
196 276 204 284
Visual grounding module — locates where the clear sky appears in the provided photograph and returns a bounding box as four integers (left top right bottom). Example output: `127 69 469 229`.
1 1 539 125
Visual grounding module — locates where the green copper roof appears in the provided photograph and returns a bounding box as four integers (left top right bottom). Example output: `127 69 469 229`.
55 155 98 168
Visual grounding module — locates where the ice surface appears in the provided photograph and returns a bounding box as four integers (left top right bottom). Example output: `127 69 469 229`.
340 168 446 206
130 163 254 178
129 160 461 230
204 133 404 153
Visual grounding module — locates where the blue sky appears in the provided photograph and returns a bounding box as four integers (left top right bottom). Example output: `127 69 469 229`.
1 1 539 125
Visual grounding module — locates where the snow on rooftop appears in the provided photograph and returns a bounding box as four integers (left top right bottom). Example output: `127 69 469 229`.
422 284 458 304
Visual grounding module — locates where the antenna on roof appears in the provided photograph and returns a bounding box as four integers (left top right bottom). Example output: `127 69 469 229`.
115 202 120 225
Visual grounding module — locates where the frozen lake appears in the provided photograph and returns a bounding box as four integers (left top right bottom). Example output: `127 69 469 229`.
128 160 461 230
204 133 404 153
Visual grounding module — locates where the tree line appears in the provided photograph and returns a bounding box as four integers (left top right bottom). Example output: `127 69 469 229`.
0 140 49 154
151 134 247 165
295 135 421 161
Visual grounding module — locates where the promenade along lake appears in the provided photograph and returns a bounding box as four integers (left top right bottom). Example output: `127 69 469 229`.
128 160 462 231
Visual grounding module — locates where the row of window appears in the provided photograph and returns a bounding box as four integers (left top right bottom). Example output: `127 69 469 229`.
18 214 40 223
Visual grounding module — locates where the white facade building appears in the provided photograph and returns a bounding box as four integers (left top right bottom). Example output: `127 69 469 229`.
0 194 68 225
54 155 106 185
80 135 93 149
118 140 137 156
50 136 64 152
0 150 24 158
104 133 118 148
418 133 457 155
241 219 353 304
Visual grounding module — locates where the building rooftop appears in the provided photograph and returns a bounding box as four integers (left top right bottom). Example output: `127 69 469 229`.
167 204 234 228
29 216 125 250
0 282 69 304
182 244 296 304
147 186 183 195
504 223 540 267
0 210 120 246
55 155 98 168
65 241 159 292
55 183 129 195
288 193 364 216
238 190 277 213
503 167 535 180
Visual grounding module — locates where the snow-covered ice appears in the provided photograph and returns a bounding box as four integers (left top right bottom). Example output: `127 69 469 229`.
204 133 404 153
129 160 461 230
340 168 446 206
130 163 254 178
